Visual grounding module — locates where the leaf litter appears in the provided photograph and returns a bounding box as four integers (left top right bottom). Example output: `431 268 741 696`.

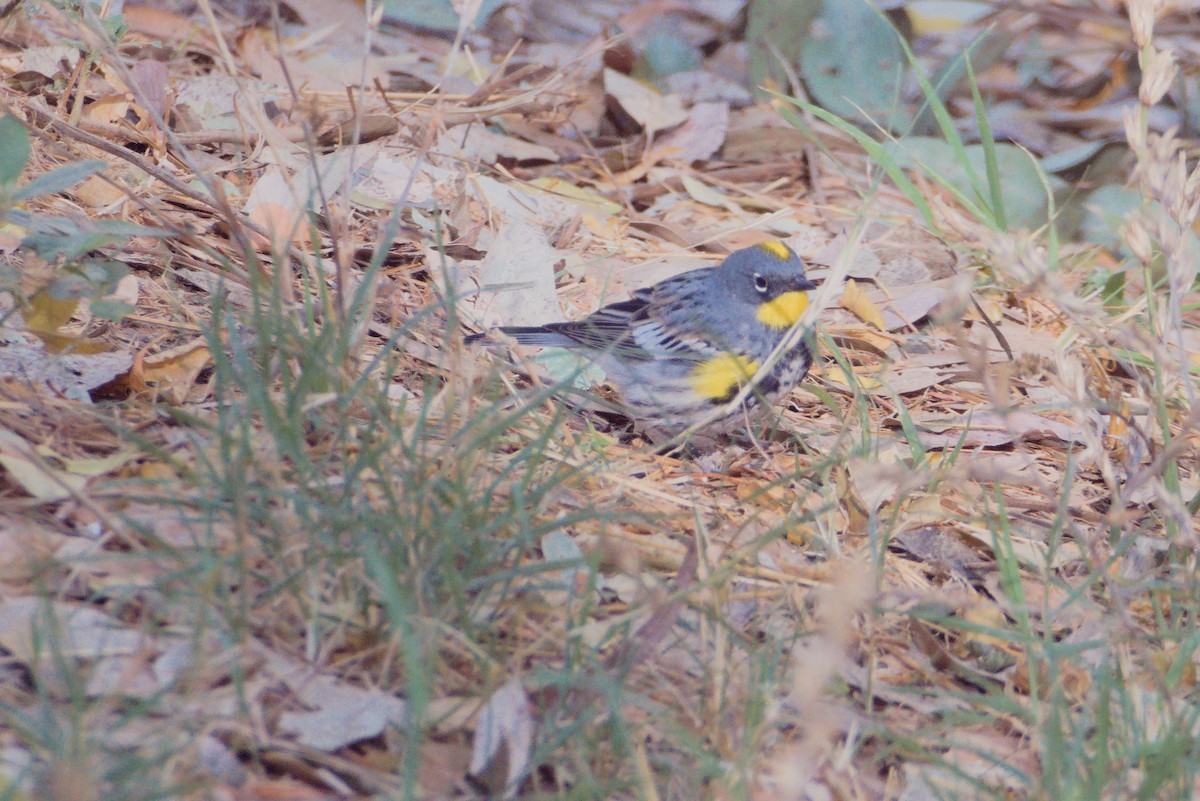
0 0 1197 799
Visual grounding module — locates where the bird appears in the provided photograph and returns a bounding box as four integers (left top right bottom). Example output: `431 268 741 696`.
467 240 818 438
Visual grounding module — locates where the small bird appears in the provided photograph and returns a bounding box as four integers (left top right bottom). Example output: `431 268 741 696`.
468 241 818 437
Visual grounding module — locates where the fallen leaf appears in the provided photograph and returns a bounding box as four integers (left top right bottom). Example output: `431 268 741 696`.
22 289 78 336
468 679 535 800
653 101 730 163
0 597 145 662
50 449 138 477
124 5 216 47
0 515 67 584
85 653 163 699
879 283 948 330
129 337 213 405
0 335 131 397
435 125 558 164
680 174 739 212
529 177 622 219
463 219 564 329
245 202 311 250
839 279 886 329
912 409 1087 448
0 429 88 502
265 654 408 752
604 68 688 137
349 152 436 210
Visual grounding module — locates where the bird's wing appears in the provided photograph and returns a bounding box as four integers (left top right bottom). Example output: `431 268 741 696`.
521 269 722 361
543 296 648 355
630 272 722 359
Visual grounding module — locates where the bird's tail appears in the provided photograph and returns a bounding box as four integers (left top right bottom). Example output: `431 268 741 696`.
465 326 576 349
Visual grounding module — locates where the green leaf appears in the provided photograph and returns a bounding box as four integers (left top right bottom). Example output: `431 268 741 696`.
0 114 30 186
534 349 605 390
22 218 170 261
636 32 700 81
967 57 1007 231
887 137 1057 229
23 291 79 335
87 297 136 322
13 159 107 202
1078 184 1143 258
747 0 820 94
379 0 506 33
798 0 908 131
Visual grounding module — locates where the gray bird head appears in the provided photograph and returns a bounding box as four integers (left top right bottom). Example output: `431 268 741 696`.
711 241 817 307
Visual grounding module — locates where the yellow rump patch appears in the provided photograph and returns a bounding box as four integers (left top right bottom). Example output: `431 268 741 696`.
756 240 792 260
755 290 809 329
690 353 760 401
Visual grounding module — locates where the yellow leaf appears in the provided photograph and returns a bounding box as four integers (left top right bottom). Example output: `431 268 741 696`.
23 289 78 335
828 328 895 354
0 430 87 502
839 279 886 330
54 450 138 477
813 363 883 392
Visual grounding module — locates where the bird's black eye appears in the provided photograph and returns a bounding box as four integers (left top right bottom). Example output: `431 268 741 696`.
753 273 768 293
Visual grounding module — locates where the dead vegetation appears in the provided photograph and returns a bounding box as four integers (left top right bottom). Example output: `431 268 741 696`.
0 0 1198 799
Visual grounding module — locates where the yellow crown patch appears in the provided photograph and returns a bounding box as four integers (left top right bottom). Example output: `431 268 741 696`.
756 240 792 260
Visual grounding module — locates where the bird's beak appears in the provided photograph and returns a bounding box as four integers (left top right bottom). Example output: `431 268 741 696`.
795 277 818 291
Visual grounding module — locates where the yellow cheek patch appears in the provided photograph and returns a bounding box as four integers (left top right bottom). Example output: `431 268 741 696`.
755 290 809 329
690 353 760 401
757 240 792 260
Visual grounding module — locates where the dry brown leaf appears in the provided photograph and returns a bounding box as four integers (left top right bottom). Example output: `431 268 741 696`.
879 283 948 329
468 679 535 800
911 409 1086 449
847 456 925 514
83 94 129 127
232 776 333 801
264 653 408 752
435 125 558 164
0 428 88 502
246 202 312 251
75 174 126 208
0 515 67 584
416 740 473 798
129 337 212 405
653 101 730 164
461 219 565 329
123 5 217 47
0 597 145 663
603 68 688 137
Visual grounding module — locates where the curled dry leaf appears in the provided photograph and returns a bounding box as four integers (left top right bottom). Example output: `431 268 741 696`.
653 101 730 164
265 653 408 752
129 336 212 405
603 68 688 137
468 678 535 800
246 202 312 250
839 278 886 330
0 428 89 502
